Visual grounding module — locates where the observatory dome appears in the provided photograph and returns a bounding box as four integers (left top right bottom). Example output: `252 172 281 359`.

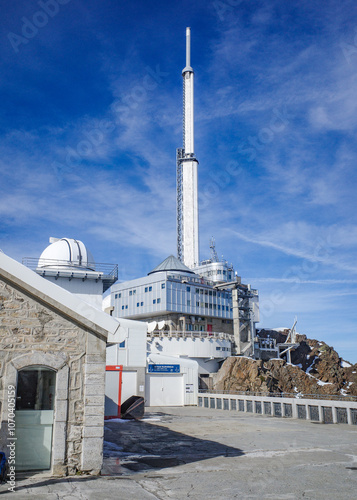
38 238 95 271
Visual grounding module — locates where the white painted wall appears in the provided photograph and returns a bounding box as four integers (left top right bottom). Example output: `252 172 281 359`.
147 336 231 360
44 276 103 309
106 318 147 368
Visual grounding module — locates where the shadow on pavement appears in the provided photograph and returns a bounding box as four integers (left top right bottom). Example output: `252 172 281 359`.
0 475 98 496
0 411 244 493
103 411 244 474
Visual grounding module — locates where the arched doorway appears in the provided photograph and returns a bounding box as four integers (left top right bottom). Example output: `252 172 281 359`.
15 367 56 471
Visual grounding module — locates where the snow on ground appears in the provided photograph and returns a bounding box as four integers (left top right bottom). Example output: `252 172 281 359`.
317 379 332 386
105 418 131 423
103 440 129 458
306 358 317 374
341 360 352 368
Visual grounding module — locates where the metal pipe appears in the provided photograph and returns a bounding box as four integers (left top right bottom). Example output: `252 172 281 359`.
186 27 191 68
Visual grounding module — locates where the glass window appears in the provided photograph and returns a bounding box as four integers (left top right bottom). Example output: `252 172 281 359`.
205 303 208 308
129 291 132 296
133 290 136 295
153 299 156 304
196 301 199 307
145 287 148 293
125 305 128 309
122 305 124 310
213 291 216 297
16 368 56 410
187 300 190 306
137 303 139 307
186 286 190 292
149 286 152 292
119 341 126 348
161 283 165 289
209 291 212 296
195 288 199 294
157 298 161 304
141 302 144 306
218 305 221 310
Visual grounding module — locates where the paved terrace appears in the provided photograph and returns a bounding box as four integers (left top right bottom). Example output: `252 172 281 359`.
1 406 356 499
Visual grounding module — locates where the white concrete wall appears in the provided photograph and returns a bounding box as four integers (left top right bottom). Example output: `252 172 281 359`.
44 276 103 309
106 321 147 368
147 336 231 359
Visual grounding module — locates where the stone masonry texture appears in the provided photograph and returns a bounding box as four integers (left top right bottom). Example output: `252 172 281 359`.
0 277 106 475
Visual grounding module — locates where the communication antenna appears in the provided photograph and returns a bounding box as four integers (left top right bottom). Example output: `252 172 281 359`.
210 237 219 262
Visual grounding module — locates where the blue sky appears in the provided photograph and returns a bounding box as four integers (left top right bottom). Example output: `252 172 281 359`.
1 0 357 362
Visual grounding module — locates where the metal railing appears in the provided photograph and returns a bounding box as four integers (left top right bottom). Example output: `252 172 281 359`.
23 257 118 280
148 330 234 342
198 389 357 402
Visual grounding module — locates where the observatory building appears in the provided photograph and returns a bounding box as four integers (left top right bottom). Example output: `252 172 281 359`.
23 237 118 309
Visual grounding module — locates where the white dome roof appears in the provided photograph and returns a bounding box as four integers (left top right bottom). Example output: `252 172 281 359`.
38 238 95 271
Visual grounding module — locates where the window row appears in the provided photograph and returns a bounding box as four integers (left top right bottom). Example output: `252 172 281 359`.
194 288 230 299
116 283 165 298
122 298 162 309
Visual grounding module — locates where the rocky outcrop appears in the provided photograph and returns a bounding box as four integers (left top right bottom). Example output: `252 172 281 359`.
212 332 357 397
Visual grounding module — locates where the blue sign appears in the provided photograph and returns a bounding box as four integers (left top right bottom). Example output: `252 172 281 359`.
148 364 180 373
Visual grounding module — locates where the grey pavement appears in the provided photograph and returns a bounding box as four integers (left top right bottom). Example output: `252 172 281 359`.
1 406 356 499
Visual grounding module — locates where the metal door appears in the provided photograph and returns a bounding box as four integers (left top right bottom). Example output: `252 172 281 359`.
146 374 184 406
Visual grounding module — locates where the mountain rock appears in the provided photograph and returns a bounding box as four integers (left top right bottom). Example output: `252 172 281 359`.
212 331 357 397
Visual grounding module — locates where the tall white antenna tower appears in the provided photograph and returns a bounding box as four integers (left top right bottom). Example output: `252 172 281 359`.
177 27 199 268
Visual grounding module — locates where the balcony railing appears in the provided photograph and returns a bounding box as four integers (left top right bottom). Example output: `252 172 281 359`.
147 330 234 342
22 257 118 292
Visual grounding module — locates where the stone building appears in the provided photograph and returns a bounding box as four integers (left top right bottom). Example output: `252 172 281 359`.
0 251 123 475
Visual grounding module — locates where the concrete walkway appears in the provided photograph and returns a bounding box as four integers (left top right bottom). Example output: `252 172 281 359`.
1 406 356 499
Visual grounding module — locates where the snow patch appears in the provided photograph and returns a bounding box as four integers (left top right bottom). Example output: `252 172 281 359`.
341 360 352 368
104 418 131 424
306 358 316 374
317 379 332 386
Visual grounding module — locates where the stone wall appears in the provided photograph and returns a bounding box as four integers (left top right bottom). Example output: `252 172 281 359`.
0 277 106 475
